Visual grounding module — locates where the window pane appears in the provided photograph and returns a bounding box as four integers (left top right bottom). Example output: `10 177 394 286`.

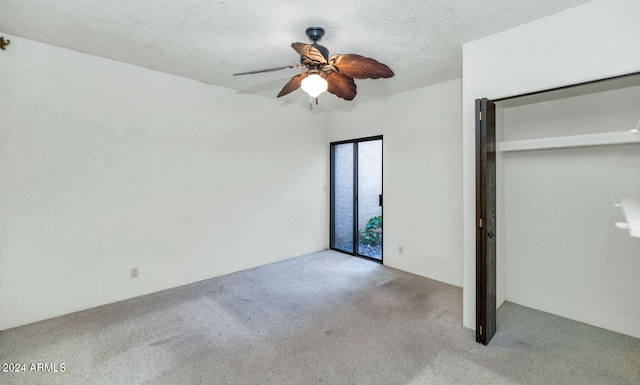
331 143 354 253
357 140 382 260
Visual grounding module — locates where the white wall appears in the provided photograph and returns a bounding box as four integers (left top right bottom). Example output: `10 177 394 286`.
328 79 463 287
0 35 328 330
499 84 640 338
462 0 640 332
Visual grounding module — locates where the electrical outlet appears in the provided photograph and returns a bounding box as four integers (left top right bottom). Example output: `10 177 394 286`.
399 246 404 255
130 267 139 279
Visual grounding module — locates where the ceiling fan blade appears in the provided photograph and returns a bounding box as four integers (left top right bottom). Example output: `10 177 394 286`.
329 54 394 79
233 65 297 76
291 43 327 64
277 73 307 98
323 72 357 101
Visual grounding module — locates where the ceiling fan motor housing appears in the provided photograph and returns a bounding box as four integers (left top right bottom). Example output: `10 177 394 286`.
299 44 329 65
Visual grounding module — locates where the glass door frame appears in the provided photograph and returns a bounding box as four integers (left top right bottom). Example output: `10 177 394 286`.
330 135 383 264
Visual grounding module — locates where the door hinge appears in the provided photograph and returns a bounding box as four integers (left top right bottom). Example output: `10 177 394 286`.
480 325 483 335
478 218 483 228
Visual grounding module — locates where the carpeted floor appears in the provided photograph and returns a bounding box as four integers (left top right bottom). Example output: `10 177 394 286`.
1 250 638 384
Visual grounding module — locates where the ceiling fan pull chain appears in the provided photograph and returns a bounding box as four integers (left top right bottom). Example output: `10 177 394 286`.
309 96 320 109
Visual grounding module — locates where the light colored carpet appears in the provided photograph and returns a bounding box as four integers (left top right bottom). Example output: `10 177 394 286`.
1 250 638 384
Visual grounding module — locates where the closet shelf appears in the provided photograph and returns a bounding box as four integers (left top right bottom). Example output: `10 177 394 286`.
497 131 640 152
617 198 640 238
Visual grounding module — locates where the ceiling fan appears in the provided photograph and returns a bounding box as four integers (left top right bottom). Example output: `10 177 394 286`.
233 27 394 107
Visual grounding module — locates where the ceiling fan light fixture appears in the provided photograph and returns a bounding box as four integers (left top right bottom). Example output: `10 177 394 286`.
301 74 328 98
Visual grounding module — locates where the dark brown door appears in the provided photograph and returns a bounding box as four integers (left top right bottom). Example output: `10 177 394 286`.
475 98 497 345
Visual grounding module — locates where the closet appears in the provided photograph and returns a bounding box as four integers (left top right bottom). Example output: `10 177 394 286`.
476 73 640 343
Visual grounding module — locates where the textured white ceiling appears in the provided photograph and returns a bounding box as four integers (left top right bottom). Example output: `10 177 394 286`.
0 0 593 109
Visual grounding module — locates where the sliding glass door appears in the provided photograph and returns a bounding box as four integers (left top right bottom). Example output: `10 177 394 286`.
330 136 382 262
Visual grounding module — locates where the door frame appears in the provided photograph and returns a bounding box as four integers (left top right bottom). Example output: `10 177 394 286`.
330 135 383 264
